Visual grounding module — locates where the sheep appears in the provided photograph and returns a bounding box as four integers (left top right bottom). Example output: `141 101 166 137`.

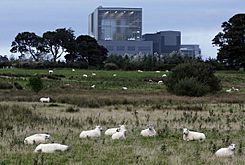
182 128 206 141
158 80 163 84
79 125 102 138
215 144 235 157
137 70 143 73
92 73 96 76
34 143 69 153
122 87 128 90
112 129 126 140
140 125 157 137
40 97 50 103
24 133 51 145
165 70 169 73
91 85 95 89
83 74 88 78
105 125 126 136
72 69 75 72
113 74 117 77
162 74 167 77
155 70 160 73
226 88 232 93
232 87 239 92
149 79 153 82
49 70 53 74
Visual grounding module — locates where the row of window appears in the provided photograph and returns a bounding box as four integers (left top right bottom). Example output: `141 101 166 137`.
106 45 151 51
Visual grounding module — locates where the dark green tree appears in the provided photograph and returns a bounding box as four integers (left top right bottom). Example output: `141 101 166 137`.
43 28 75 62
28 76 43 93
212 14 245 68
10 32 47 61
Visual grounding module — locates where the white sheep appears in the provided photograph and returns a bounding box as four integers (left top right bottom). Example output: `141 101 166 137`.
49 70 53 74
122 87 128 90
34 143 69 153
92 73 96 76
165 70 169 73
215 144 235 157
83 74 88 78
137 70 143 73
158 80 163 84
40 97 50 103
140 126 157 137
91 85 95 89
232 87 239 92
226 88 232 93
105 125 126 136
79 125 102 138
113 74 117 77
72 69 75 72
162 74 167 77
149 79 153 82
24 133 51 145
112 129 126 140
155 70 160 73
182 128 206 141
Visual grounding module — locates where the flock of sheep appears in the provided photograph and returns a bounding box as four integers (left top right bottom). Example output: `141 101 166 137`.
24 125 235 157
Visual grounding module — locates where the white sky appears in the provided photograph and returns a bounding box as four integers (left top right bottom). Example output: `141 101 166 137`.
0 0 244 59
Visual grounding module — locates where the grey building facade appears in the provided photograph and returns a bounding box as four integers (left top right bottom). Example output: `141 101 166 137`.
180 45 201 57
142 31 181 55
89 6 152 56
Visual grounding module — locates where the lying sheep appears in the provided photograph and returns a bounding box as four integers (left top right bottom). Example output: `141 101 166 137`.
24 133 51 145
158 81 163 84
40 97 50 103
72 69 75 72
162 74 167 77
79 125 102 138
83 74 88 78
215 144 235 157
112 129 126 140
91 85 95 89
105 125 126 136
92 73 96 76
34 143 68 153
140 125 157 137
113 74 117 77
137 70 143 73
122 87 128 90
49 70 53 74
182 128 206 141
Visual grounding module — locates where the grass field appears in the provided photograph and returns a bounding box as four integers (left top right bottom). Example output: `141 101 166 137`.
0 68 245 164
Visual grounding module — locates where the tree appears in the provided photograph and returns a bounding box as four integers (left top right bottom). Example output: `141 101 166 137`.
10 32 47 61
43 28 75 62
28 76 43 93
65 35 108 67
212 14 245 68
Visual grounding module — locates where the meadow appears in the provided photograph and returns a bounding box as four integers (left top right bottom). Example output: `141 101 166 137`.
0 68 245 164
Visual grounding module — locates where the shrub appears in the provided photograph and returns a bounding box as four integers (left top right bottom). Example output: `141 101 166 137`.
65 106 80 113
166 62 221 96
0 82 13 89
14 82 23 90
104 63 119 70
28 76 43 93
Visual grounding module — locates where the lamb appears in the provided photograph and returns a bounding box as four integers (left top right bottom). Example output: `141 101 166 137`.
79 125 102 138
34 143 69 153
112 129 126 140
40 97 50 103
49 70 53 74
24 133 51 145
215 144 235 157
182 128 206 141
105 125 126 136
140 125 157 137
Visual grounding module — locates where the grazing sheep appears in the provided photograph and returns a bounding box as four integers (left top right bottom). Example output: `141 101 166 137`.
122 87 128 90
137 70 143 73
91 85 95 89
105 125 126 136
155 70 160 73
158 81 163 84
162 74 167 77
149 79 153 82
182 128 206 141
34 143 68 153
226 88 232 93
40 97 50 103
140 125 157 137
72 69 75 72
113 74 117 77
49 70 53 74
215 144 235 157
112 129 126 140
79 125 102 138
165 70 169 73
232 87 239 92
83 74 88 78
24 133 50 145
92 73 96 76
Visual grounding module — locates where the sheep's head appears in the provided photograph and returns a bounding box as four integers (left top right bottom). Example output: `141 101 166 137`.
119 125 126 130
96 125 102 131
183 128 189 135
228 144 236 151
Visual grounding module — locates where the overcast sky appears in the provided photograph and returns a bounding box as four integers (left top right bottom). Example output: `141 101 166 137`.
0 0 244 59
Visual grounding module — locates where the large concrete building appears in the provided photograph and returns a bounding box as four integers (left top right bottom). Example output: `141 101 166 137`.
89 6 152 56
142 31 181 55
180 45 201 57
